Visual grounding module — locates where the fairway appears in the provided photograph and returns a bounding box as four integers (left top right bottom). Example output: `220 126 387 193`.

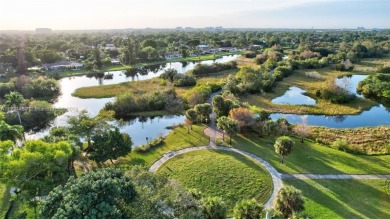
284 179 390 218
157 150 273 213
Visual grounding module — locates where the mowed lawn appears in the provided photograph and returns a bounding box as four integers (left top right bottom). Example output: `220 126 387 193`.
157 150 273 214
230 134 390 174
284 179 390 219
118 125 210 167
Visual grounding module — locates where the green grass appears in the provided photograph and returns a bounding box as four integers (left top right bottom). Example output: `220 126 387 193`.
157 150 273 214
284 179 390 219
229 134 390 174
118 125 210 167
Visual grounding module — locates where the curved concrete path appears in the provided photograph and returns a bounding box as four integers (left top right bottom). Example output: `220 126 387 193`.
149 145 390 210
149 146 283 209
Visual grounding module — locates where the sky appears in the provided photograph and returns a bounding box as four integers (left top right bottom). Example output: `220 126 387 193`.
0 0 389 30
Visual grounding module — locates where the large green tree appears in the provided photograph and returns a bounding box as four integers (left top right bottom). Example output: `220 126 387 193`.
0 112 23 142
274 136 294 164
68 110 109 152
217 116 239 145
274 186 305 219
194 103 212 123
0 140 72 198
40 168 136 218
89 127 132 164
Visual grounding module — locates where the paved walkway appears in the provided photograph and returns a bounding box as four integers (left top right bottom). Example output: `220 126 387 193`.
149 145 283 209
282 174 390 180
149 145 390 209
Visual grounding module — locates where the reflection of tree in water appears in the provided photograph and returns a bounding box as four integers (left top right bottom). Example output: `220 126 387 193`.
138 116 148 129
329 115 346 123
181 61 188 67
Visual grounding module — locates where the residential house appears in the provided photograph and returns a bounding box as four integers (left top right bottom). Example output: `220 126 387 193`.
43 61 83 71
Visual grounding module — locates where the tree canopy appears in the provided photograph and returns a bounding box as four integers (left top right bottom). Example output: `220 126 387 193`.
40 168 136 218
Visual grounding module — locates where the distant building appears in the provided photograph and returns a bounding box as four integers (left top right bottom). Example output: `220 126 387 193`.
165 52 182 59
110 59 121 65
43 61 83 71
35 28 52 33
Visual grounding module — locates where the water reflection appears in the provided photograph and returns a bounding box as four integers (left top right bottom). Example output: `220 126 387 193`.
270 105 390 128
27 55 238 142
335 75 368 97
272 87 316 105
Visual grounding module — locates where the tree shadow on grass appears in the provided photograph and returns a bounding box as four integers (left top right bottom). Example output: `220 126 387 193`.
231 134 390 175
285 179 390 219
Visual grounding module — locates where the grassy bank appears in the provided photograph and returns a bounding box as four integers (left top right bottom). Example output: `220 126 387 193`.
242 67 378 115
73 78 167 98
49 51 242 78
310 126 390 155
229 134 390 174
158 150 273 215
284 179 390 219
118 124 210 167
72 68 237 99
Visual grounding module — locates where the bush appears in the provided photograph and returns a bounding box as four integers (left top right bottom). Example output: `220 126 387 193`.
190 61 237 76
244 52 257 58
133 137 164 153
173 74 197 87
332 138 349 152
104 89 183 117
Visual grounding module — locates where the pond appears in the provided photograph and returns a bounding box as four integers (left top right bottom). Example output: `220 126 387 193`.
335 74 368 97
270 74 390 128
26 55 238 146
271 87 316 105
270 104 390 128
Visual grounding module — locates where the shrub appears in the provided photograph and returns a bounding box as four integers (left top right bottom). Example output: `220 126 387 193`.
332 138 349 151
190 61 237 76
133 137 164 153
172 74 196 87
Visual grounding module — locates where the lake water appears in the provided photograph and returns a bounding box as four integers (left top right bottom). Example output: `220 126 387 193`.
335 75 368 97
270 74 390 128
271 87 316 105
26 55 237 146
270 104 390 128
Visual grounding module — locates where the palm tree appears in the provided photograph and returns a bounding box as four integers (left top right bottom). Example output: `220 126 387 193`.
5 91 25 141
5 91 24 125
0 120 23 143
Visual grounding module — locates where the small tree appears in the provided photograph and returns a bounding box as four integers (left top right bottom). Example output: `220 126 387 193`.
229 107 255 133
185 109 198 131
274 136 294 164
5 91 24 125
293 116 311 143
274 186 305 219
202 196 227 219
233 199 263 219
217 116 239 145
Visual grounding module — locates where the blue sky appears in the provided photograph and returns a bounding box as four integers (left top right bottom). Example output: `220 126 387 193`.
0 0 388 30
